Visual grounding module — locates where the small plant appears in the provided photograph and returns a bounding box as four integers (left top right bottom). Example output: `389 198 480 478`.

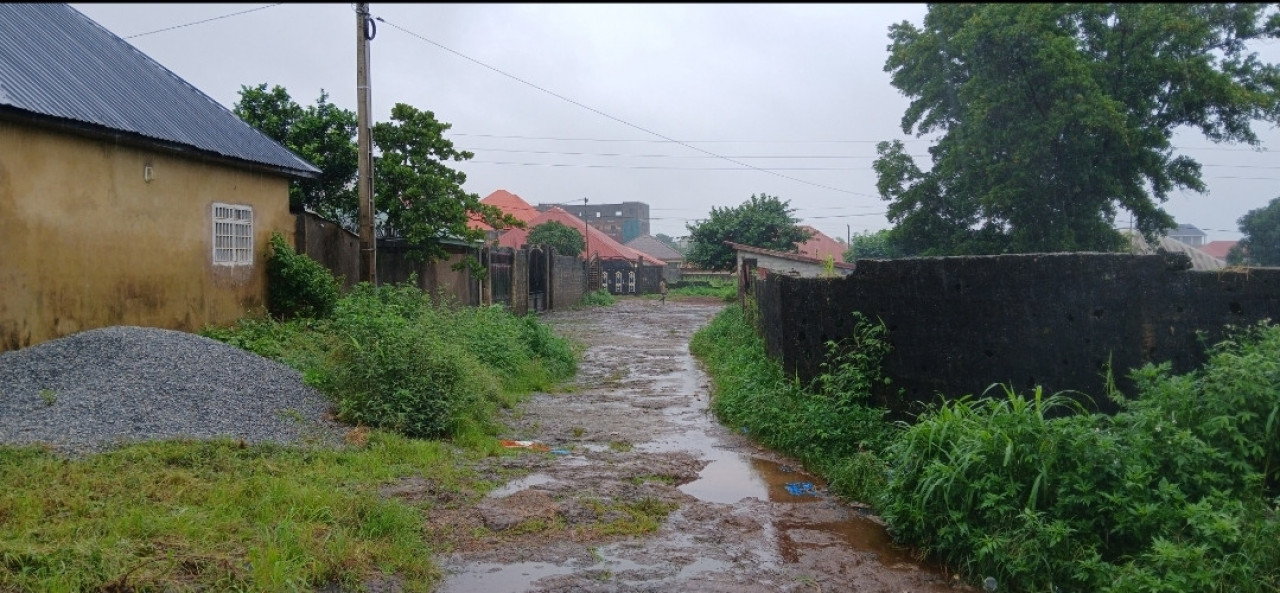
608 440 633 452
38 388 56 406
265 232 341 320
581 289 615 307
570 426 586 438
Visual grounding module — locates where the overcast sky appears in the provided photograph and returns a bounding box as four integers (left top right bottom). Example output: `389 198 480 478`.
73 3 1280 243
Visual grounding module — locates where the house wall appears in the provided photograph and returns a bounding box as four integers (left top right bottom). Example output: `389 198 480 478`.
751 252 1280 419
0 121 293 351
737 250 853 279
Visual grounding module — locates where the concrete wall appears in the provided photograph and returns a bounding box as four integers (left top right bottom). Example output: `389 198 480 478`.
377 240 480 306
551 254 586 310
737 251 854 279
296 212 361 291
0 120 294 351
752 252 1280 417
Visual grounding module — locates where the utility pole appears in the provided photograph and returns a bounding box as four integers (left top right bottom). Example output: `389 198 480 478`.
356 3 376 284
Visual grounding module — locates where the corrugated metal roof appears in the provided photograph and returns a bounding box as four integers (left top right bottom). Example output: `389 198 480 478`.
0 3 320 178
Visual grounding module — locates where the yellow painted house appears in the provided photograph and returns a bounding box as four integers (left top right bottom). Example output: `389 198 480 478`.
0 4 321 352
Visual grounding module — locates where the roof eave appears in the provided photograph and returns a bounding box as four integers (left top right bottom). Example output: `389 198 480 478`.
0 107 320 180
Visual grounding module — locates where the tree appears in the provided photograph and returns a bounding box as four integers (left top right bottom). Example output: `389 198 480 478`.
877 4 1280 256
234 84 358 221
684 193 812 270
1229 196 1280 266
843 229 903 261
527 221 585 257
373 103 520 263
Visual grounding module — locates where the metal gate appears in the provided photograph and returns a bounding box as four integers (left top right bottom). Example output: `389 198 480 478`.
489 248 513 307
529 247 547 312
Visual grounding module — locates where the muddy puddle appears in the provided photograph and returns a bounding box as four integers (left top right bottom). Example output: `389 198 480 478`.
431 298 965 593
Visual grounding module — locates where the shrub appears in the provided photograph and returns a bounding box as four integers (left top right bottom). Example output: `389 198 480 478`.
265 232 341 320
581 289 615 307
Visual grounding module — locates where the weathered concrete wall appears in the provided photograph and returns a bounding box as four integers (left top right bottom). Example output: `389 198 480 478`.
296 212 361 291
551 254 585 310
511 249 530 316
376 240 480 306
0 120 293 351
754 252 1280 417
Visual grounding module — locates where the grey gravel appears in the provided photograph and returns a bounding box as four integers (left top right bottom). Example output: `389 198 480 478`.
0 325 349 455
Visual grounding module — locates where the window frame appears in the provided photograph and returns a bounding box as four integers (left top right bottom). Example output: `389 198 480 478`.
212 203 254 266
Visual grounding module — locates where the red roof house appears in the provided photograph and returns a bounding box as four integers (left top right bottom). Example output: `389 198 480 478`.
500 207 664 264
470 189 541 231
1200 240 1237 261
796 225 846 263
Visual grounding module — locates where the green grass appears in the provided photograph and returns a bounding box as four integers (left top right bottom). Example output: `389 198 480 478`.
689 302 896 504
0 432 483 592
692 301 1280 593
668 281 736 302
580 290 615 307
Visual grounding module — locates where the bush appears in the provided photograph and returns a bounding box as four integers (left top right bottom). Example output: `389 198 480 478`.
581 289 615 307
265 232 341 320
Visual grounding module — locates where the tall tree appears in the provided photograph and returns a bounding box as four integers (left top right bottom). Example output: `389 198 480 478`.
234 84 358 221
373 103 519 263
527 221 585 257
843 229 903 261
1229 196 1280 266
684 193 811 270
877 4 1280 255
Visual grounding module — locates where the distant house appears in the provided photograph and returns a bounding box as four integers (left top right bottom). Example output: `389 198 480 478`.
0 4 320 351
727 242 856 279
795 225 846 263
625 235 684 282
1167 224 1207 247
539 200 650 244
1200 240 1238 261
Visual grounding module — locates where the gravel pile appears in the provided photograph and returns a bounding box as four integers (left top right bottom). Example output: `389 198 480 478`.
0 326 348 455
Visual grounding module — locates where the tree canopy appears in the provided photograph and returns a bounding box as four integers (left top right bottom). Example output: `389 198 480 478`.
235 84 520 264
1229 196 1280 266
527 220 585 257
843 229 903 261
234 84 357 221
876 4 1280 256
684 193 811 270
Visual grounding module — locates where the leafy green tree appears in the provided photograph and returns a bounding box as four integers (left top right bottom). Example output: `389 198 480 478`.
877 4 1280 256
527 220 585 257
843 229 903 260
234 84 358 221
1229 196 1280 266
684 193 812 270
373 103 520 263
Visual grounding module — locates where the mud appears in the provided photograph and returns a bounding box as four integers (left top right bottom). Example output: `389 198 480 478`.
429 297 968 593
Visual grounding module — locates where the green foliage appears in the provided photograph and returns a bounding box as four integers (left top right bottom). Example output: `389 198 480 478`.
684 193 812 270
668 280 736 302
880 324 1280 591
527 220 585 257
235 85 522 264
204 277 577 440
878 4 1280 255
265 232 341 320
234 84 358 220
690 303 895 503
580 289 615 307
373 104 522 263
843 229 903 260
1230 196 1280 266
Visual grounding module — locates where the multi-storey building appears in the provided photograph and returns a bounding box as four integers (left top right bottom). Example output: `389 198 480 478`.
537 201 650 244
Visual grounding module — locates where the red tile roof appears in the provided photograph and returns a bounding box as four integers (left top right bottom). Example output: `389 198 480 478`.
796 225 846 263
1200 240 1237 261
469 189 541 231
499 207 664 264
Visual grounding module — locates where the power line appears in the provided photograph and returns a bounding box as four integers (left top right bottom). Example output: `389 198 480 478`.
374 15 880 199
122 4 284 39
465 160 867 171
468 147 904 159
449 132 935 145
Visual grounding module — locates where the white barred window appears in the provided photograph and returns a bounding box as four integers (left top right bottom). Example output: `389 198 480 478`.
212 203 253 265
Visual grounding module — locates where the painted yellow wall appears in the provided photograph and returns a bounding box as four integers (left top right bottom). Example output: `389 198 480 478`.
0 120 295 351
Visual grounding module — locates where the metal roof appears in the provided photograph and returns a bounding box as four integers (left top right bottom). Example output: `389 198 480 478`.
0 3 320 178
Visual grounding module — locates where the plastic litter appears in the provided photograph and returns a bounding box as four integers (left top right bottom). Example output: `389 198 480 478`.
785 482 818 496
500 440 550 452
550 448 571 456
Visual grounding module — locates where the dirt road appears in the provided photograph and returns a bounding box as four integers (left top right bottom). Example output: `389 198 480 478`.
429 297 966 593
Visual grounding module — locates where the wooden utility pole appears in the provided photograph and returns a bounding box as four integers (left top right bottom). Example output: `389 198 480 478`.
356 3 376 284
